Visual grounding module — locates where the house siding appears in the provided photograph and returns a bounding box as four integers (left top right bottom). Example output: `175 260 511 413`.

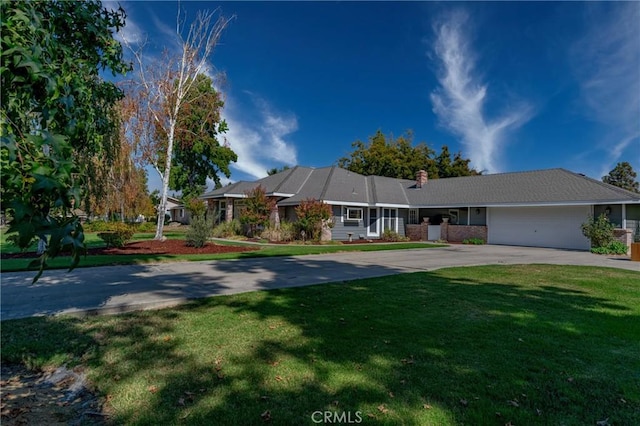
331 205 368 240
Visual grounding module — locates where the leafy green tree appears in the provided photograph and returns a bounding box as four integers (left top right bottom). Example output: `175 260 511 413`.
267 165 291 176
169 74 237 200
1 0 130 281
337 130 478 179
602 162 639 193
239 186 276 237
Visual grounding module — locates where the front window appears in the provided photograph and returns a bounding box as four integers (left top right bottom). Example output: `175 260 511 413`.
219 201 226 223
345 207 363 221
383 208 398 232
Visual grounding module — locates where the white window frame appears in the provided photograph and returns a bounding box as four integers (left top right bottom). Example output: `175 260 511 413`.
382 208 398 233
344 207 363 221
408 208 419 225
179 208 185 219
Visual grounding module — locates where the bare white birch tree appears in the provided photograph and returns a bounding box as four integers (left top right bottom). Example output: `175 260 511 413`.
123 8 233 240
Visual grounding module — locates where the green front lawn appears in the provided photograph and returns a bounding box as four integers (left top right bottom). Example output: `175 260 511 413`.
0 226 441 272
2 265 638 425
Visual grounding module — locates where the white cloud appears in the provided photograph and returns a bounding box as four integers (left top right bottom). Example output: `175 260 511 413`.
429 10 532 173
104 1 144 45
222 94 298 180
572 2 640 177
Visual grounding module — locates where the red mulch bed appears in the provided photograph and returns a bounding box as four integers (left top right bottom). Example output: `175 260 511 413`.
1 239 258 259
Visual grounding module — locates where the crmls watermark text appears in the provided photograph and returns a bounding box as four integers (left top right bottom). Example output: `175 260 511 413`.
311 410 363 424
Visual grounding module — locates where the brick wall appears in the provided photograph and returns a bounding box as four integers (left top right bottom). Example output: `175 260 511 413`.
405 225 423 241
442 224 487 243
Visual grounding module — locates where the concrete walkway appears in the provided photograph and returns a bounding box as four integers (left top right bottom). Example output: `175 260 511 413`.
1 245 638 320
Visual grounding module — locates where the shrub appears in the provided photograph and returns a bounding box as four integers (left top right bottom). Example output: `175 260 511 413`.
97 223 134 248
84 220 111 232
462 238 485 245
212 219 242 238
133 221 156 233
261 221 295 242
381 229 409 242
591 241 628 255
186 215 214 248
581 214 614 248
295 198 333 241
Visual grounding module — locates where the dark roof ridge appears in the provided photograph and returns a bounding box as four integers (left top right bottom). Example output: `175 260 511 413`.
319 166 337 200
368 175 377 204
271 165 300 193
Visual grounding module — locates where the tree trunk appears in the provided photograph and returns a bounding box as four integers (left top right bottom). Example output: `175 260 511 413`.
154 119 176 240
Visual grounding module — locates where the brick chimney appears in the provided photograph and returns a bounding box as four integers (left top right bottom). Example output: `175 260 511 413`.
416 170 428 188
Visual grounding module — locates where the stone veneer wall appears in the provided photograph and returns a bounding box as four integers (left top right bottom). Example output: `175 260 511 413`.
613 228 632 255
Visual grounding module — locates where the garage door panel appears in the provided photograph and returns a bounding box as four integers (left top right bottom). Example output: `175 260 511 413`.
488 206 590 250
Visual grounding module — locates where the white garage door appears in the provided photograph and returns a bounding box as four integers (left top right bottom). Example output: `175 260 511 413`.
488 206 591 250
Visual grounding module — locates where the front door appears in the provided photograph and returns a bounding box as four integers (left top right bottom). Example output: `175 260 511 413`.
367 208 379 237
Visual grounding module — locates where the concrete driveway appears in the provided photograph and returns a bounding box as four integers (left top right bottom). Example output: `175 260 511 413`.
1 244 638 320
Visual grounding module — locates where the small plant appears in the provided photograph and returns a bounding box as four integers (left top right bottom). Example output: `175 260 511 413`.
186 215 214 248
261 221 295 242
97 223 135 248
581 214 614 248
381 229 410 242
591 241 628 255
212 219 242 238
462 238 485 245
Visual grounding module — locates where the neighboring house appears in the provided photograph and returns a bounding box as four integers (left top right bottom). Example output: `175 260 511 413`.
201 166 640 251
166 196 190 224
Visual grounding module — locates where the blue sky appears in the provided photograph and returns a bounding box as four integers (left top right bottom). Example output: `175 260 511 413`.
108 1 640 192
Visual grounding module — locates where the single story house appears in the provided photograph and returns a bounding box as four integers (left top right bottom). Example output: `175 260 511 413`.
167 196 190 224
201 166 640 251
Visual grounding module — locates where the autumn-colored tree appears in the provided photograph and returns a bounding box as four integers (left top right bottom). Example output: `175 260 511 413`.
338 130 479 179
122 8 234 240
87 100 154 221
295 198 332 241
602 162 639 193
239 186 276 237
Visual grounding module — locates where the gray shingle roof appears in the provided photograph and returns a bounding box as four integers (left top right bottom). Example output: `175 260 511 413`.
202 167 640 206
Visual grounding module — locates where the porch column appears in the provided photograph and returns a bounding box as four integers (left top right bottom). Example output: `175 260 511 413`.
467 207 471 225
622 204 627 229
226 198 234 222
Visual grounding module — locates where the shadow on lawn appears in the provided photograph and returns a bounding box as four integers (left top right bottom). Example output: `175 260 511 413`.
2 265 639 425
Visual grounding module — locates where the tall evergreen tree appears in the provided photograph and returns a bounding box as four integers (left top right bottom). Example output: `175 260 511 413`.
602 162 639 193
